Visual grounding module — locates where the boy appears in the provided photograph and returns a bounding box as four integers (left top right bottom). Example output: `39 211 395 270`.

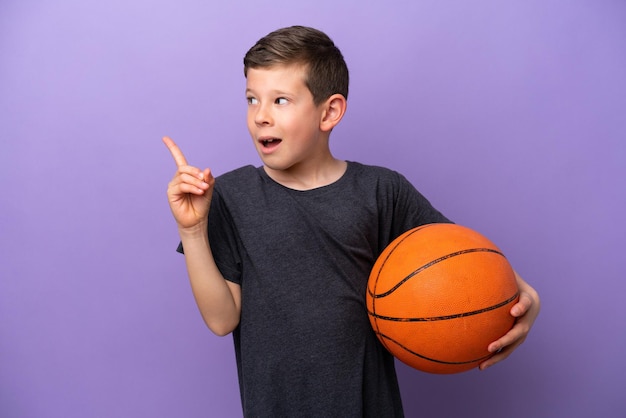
164 26 540 417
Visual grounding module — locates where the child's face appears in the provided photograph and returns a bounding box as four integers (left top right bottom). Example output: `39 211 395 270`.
245 64 328 172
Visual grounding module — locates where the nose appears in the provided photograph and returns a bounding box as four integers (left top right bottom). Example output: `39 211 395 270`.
254 102 272 126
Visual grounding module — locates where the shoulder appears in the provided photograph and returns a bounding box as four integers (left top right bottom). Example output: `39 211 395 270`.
347 161 411 188
349 161 404 177
346 161 433 206
215 165 260 184
214 165 264 194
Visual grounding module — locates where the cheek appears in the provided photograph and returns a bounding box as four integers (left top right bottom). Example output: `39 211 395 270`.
283 112 310 134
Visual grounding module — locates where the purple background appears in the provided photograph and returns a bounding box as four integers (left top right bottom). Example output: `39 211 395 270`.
1 1 625 417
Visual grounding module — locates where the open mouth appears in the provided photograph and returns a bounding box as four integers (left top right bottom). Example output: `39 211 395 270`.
260 138 282 148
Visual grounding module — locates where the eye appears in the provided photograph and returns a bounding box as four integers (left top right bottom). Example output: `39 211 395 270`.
247 97 258 105
275 97 288 105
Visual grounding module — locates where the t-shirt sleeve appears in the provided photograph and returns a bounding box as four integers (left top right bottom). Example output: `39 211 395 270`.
207 190 243 284
388 170 451 238
175 189 243 285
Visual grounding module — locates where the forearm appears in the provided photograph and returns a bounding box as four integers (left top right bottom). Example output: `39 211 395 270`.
179 223 241 336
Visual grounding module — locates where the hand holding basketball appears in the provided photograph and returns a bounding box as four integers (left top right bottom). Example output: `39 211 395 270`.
163 136 215 230
478 275 541 370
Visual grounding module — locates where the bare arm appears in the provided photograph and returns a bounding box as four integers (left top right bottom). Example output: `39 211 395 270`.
163 136 241 336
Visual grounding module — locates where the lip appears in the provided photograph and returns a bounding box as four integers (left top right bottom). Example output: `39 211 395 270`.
257 136 283 155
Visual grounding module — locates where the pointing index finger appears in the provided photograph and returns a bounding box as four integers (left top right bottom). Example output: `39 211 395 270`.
162 136 188 167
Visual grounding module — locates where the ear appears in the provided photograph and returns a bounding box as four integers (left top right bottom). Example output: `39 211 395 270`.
319 94 347 132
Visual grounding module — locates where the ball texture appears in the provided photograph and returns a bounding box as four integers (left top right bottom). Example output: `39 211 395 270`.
367 223 519 374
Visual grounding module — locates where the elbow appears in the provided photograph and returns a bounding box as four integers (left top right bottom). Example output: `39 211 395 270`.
210 325 235 337
206 317 239 337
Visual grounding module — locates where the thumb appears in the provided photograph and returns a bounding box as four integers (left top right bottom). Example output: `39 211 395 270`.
203 168 215 185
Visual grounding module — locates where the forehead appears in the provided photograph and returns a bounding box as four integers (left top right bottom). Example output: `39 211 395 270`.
245 64 308 93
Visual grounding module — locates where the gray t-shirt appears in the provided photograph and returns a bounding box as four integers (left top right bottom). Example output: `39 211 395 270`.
180 161 449 417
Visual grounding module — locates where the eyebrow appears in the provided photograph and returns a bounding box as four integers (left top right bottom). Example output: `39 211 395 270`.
245 88 294 96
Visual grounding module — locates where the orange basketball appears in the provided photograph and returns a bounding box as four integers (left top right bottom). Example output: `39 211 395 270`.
367 223 519 374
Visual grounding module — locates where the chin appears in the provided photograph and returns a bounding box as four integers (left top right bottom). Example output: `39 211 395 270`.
259 158 293 173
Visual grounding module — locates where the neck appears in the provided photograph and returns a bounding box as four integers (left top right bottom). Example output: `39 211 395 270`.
264 157 347 191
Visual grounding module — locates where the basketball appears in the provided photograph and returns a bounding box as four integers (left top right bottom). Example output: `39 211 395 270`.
367 223 519 374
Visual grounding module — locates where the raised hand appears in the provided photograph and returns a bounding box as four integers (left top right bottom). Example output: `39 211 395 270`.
163 136 215 229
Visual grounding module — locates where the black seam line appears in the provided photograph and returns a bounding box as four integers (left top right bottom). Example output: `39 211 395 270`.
375 332 493 365
368 291 519 322
371 248 506 299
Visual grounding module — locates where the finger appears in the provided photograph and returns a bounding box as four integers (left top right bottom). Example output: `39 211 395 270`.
176 182 210 195
162 136 188 168
169 172 210 193
179 172 211 191
487 319 530 354
176 165 206 181
511 291 533 317
480 329 527 370
168 177 210 196
479 345 515 370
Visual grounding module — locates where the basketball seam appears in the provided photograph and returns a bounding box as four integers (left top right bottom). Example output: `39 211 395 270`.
372 247 507 299
375 332 494 365
369 227 429 353
368 291 519 322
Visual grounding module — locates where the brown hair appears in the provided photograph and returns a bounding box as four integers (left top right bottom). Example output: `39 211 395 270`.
243 26 349 105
